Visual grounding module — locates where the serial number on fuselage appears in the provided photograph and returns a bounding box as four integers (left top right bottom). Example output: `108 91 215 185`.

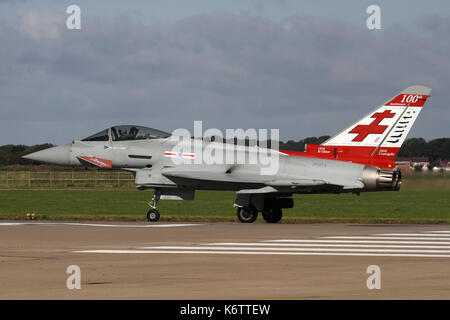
311 161 327 167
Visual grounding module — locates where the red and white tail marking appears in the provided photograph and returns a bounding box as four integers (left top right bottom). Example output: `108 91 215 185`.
386 93 428 107
280 86 431 169
320 86 431 165
323 86 430 150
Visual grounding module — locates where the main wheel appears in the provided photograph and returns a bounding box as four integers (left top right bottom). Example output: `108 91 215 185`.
262 207 282 223
146 209 160 222
237 206 258 223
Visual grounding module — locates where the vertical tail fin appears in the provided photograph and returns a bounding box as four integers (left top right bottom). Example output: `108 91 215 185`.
320 85 431 168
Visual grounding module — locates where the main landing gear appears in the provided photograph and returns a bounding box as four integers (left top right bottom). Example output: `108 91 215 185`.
261 207 283 223
237 205 258 223
235 194 293 224
147 190 161 222
236 206 283 223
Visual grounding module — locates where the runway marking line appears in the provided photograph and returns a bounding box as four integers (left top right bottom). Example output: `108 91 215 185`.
74 249 450 258
198 242 450 249
0 222 203 228
139 245 450 254
377 233 450 237
323 236 450 241
262 239 450 245
75 230 450 259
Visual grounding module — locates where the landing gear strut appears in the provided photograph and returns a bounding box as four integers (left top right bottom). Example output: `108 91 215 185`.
147 190 161 222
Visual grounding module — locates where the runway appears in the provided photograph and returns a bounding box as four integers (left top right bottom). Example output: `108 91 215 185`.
1 221 449 299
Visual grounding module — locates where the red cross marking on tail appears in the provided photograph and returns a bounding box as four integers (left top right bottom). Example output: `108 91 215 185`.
349 110 395 142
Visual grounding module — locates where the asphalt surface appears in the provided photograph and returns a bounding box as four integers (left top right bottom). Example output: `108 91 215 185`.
1 221 450 299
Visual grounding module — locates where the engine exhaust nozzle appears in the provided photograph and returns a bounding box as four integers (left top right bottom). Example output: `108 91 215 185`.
361 166 402 191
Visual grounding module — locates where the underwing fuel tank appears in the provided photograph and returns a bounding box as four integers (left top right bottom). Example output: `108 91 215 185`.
361 166 402 191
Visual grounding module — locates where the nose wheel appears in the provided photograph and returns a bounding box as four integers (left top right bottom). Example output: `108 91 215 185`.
147 209 160 222
147 190 161 222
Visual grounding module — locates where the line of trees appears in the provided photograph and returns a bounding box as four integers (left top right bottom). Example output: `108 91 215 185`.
0 144 54 166
279 136 331 152
1 137 449 167
396 138 450 163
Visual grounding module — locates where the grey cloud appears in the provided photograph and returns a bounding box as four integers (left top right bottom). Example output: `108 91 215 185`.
0 11 449 145
419 14 450 34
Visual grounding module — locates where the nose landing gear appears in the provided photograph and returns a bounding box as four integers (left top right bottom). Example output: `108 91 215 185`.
146 209 160 222
147 190 161 222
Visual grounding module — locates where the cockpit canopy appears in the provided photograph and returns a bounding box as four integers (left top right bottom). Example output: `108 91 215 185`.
82 125 171 142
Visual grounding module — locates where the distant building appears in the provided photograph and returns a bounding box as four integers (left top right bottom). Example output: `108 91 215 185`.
432 160 450 172
396 157 430 171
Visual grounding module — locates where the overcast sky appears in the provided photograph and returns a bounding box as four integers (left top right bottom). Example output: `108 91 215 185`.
0 0 449 145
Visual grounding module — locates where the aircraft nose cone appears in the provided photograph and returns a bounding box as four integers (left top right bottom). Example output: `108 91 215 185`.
22 144 71 165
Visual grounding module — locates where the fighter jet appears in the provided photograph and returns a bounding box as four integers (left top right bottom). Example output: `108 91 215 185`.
23 85 431 223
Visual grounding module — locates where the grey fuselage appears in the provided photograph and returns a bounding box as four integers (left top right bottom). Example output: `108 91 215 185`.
40 136 391 194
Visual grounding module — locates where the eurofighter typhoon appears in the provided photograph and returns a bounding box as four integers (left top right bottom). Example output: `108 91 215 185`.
23 86 431 223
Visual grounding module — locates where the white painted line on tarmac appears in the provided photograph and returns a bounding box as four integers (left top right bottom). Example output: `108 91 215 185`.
0 222 202 228
74 249 450 258
261 239 450 245
204 242 450 249
377 233 450 237
322 236 450 241
139 245 450 254
72 230 450 259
